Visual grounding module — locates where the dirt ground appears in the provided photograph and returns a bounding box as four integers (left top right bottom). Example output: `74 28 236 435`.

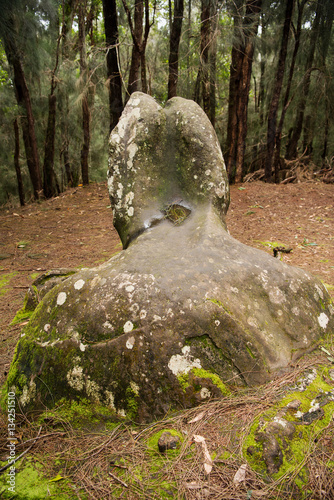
0 180 333 389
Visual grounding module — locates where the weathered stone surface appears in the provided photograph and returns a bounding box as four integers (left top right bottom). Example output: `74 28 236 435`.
3 92 333 422
107 92 229 247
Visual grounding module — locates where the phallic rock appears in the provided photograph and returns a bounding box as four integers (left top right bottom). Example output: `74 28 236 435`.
158 432 181 453
3 92 334 422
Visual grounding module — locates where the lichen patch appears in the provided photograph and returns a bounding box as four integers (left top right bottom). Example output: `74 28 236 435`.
74 279 85 290
168 346 202 376
56 292 67 306
318 313 329 329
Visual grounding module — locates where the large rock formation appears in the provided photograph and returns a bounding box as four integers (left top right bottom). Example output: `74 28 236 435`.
3 93 333 422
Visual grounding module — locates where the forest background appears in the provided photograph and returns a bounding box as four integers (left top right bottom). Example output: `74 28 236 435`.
0 0 333 207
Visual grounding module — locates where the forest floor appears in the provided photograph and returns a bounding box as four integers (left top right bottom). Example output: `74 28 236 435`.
0 180 333 498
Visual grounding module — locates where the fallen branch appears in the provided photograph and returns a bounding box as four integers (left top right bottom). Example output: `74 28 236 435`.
109 471 128 488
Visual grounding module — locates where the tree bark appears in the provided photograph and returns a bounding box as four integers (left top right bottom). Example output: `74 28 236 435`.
43 94 59 197
273 0 306 182
102 0 124 132
225 0 262 183
78 0 90 186
285 0 322 160
13 118 25 206
200 0 211 117
123 0 143 99
264 0 294 182
168 0 184 99
3 25 42 199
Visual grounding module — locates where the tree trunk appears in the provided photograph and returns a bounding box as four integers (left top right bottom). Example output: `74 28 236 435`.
264 0 294 183
13 118 25 206
43 94 59 197
3 26 42 199
200 0 211 117
209 0 218 127
78 0 90 186
225 0 262 183
168 0 184 99
102 0 124 132
59 0 76 186
285 0 322 160
123 0 144 99
273 0 306 182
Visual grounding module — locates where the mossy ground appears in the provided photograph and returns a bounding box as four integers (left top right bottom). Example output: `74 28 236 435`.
244 366 334 491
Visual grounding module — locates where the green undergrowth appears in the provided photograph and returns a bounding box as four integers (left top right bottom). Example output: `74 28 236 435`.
0 458 79 499
38 398 122 431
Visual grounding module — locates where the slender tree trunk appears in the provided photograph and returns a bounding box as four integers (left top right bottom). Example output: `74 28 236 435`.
43 31 62 199
209 0 218 127
168 0 184 99
186 0 191 98
13 118 25 206
102 0 124 132
3 27 42 199
200 0 211 117
78 0 90 186
264 0 294 182
123 0 144 99
273 0 306 181
285 0 322 160
226 0 262 183
43 94 59 197
59 0 76 186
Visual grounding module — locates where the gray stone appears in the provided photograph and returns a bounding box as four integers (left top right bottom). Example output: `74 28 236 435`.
3 92 334 422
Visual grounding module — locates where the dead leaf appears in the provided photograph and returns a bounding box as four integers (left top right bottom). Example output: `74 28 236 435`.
188 411 205 424
233 463 247 485
193 434 213 474
185 481 203 490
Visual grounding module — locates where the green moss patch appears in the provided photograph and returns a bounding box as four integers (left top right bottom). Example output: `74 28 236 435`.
244 367 334 487
0 458 78 499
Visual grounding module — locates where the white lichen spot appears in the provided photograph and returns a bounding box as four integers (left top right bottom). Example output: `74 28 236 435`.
130 381 140 395
153 315 162 322
318 313 329 329
247 317 258 328
67 365 84 391
103 321 113 329
44 324 51 332
292 307 300 316
315 284 324 300
124 321 134 333
117 182 123 198
57 292 67 306
205 169 211 176
231 287 239 294
140 309 147 319
86 379 100 401
273 417 288 428
79 342 86 352
19 380 36 406
127 206 134 217
269 287 286 305
105 390 116 410
131 98 140 106
126 284 135 293
215 320 220 326
295 411 304 418
168 345 202 376
126 336 135 349
200 388 211 399
74 279 85 290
